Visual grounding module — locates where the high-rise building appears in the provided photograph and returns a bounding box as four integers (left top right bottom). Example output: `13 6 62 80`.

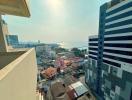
0 18 10 52
6 35 19 45
86 35 98 93
0 1 40 100
86 0 132 100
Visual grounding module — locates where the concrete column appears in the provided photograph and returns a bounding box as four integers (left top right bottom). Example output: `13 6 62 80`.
0 15 8 52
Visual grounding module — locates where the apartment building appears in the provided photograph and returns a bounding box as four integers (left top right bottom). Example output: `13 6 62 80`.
86 35 98 92
86 0 132 100
0 0 39 100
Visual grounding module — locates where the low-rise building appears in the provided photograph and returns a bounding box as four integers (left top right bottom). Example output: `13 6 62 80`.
41 67 57 79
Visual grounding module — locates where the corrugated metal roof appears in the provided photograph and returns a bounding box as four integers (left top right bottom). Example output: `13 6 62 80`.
70 81 88 97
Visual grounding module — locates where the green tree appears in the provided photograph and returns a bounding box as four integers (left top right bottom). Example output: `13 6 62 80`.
71 48 81 57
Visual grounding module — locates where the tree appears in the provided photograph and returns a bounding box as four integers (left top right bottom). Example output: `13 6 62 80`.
71 48 87 58
71 48 81 57
55 47 68 54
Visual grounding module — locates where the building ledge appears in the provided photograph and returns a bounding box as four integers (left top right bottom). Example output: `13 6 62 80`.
0 48 37 100
0 48 34 80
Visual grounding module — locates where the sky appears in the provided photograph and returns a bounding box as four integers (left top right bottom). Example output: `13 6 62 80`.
3 0 111 49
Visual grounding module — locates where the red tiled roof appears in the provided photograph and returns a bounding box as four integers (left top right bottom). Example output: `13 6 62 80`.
41 67 56 78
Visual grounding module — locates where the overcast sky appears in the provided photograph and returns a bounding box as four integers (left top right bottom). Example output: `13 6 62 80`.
3 0 111 49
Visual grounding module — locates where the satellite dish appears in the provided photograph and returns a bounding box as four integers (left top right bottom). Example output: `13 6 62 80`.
0 0 30 17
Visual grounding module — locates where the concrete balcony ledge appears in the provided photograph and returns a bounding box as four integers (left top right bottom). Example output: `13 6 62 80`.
0 48 37 100
0 48 32 79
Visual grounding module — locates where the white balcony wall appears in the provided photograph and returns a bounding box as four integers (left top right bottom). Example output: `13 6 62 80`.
0 48 37 100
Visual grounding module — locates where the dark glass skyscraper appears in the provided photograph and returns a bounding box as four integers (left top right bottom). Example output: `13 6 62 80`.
86 0 132 100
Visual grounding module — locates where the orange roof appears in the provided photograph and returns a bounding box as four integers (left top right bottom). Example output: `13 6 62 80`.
41 67 56 78
64 60 71 64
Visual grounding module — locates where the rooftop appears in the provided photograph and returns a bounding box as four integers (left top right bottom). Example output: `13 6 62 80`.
107 0 126 9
